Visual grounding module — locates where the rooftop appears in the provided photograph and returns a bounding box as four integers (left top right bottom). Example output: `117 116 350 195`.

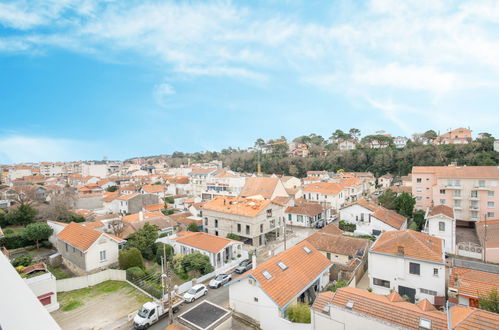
450 305 499 329
307 231 369 257
239 177 282 199
428 205 455 219
303 182 344 195
412 165 499 179
172 231 238 254
202 196 271 217
449 267 499 299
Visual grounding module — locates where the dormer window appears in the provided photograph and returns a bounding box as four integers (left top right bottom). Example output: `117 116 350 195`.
262 270 272 280
303 246 312 254
277 261 288 270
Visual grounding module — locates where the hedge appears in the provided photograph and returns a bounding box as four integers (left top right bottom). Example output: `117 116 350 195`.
0 235 36 249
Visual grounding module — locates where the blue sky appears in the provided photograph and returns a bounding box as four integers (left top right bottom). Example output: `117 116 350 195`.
1 0 499 163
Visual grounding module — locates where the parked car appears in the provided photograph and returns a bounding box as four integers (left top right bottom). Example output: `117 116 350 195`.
316 219 325 228
235 259 252 274
183 284 208 303
209 273 232 288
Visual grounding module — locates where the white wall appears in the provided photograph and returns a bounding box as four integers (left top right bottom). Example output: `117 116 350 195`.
340 204 405 236
313 305 397 330
56 269 126 292
425 214 455 254
25 272 60 312
85 235 120 272
47 221 67 245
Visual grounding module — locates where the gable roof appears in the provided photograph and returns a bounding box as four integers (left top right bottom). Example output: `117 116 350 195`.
344 200 406 229
312 287 447 329
449 267 499 299
371 230 443 263
141 185 165 193
117 192 140 200
172 231 237 253
450 305 499 329
202 196 271 217
428 205 454 219
241 240 331 309
239 177 281 199
303 182 344 195
307 231 369 257
285 202 324 216
56 222 103 251
122 211 166 223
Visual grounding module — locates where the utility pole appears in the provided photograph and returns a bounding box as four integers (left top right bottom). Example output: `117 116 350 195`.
283 216 287 251
164 245 173 325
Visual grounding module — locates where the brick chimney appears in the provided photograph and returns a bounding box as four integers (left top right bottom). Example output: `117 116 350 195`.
139 211 144 221
397 245 405 256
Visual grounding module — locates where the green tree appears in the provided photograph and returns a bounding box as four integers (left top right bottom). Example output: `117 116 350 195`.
5 204 38 226
12 254 32 267
187 223 199 232
286 303 311 323
119 247 144 270
422 130 438 144
126 223 160 260
106 185 118 192
0 209 6 227
181 252 214 275
413 210 426 231
155 243 174 265
23 222 53 249
378 189 398 210
349 128 361 140
479 288 499 314
395 192 416 218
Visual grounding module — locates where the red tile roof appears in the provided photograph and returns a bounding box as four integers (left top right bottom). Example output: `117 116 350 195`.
202 196 271 217
172 231 237 253
428 205 454 218
239 177 282 199
56 222 104 251
449 267 499 299
450 305 499 329
303 182 344 195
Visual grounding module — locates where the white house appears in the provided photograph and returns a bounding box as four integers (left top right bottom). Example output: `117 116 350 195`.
394 136 409 148
423 205 456 254
158 231 245 270
55 222 125 274
339 200 407 236
368 230 446 306
303 182 346 212
228 241 331 330
285 201 325 227
378 174 393 189
338 140 356 151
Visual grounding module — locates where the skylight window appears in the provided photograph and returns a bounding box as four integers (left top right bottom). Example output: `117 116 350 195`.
345 301 354 309
262 270 272 279
419 318 432 330
303 246 312 254
277 261 288 270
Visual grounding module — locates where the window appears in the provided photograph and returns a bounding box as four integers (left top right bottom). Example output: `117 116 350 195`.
237 224 241 233
288 214 292 221
254 297 258 302
453 191 461 197
373 278 390 288
215 219 218 228
246 225 250 235
433 268 439 276
479 180 486 188
297 215 303 222
416 188 423 193
409 262 420 275
100 250 106 261
270 219 275 228
471 190 478 198
326 252 331 260
439 222 445 231
204 218 208 226
488 191 495 197
260 224 264 233
215 230 219 236
454 200 461 207
262 270 272 279
416 197 422 201
266 209 272 218
439 199 446 205
420 288 437 296
417 178 422 183
204 228 208 233
65 243 68 252
487 212 495 218
439 189 446 194
277 261 288 270
488 201 495 208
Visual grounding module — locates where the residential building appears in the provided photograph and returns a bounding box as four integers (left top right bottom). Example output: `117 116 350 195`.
495 139 499 152
475 219 499 263
338 139 356 151
189 167 218 197
433 127 472 145
339 200 407 236
378 173 393 189
55 222 125 274
117 192 159 215
81 163 110 178
239 177 288 200
202 196 284 247
449 305 499 329
394 136 408 148
39 162 64 177
228 241 331 329
158 231 245 270
312 287 447 330
369 230 446 305
280 176 301 190
448 267 499 308
140 184 167 199
411 165 499 222
285 201 326 227
121 215 176 238
303 182 346 212
22 263 59 312
307 170 330 180
423 205 456 254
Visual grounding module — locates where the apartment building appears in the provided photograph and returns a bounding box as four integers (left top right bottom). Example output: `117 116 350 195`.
412 165 499 222
202 196 284 247
303 182 346 212
433 127 472 145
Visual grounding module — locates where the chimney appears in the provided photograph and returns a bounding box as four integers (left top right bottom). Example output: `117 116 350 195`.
139 211 144 221
252 253 257 270
397 245 405 256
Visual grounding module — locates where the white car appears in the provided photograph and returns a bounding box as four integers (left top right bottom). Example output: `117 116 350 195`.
209 273 232 288
183 284 208 303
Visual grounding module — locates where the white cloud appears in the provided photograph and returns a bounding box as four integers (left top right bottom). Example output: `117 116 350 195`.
153 83 175 108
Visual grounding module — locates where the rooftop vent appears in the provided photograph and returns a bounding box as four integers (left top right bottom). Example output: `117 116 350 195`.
248 202 255 206
277 261 288 270
345 301 354 309
262 270 272 280
303 246 312 254
419 318 432 330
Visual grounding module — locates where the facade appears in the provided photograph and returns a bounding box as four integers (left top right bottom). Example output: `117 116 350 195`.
202 196 284 247
423 205 456 254
285 201 325 227
339 200 407 236
23 264 59 312
411 165 499 222
228 241 331 330
338 139 356 151
117 192 160 214
158 231 244 269
475 219 499 263
394 136 408 148
433 128 472 145
368 230 446 305
55 222 124 274
302 182 346 212
189 167 218 197
378 174 393 189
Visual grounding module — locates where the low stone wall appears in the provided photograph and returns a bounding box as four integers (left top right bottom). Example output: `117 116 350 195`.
56 269 126 292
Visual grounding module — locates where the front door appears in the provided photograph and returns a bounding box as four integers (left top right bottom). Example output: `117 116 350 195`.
398 286 416 303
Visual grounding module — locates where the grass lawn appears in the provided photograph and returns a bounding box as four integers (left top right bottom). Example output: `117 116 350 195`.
47 265 72 279
58 280 150 312
3 225 25 236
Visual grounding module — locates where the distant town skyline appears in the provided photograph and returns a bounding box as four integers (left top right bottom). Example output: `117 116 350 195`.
2 1 499 163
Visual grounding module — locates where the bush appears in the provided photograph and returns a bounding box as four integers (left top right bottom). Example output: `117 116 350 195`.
226 233 240 240
408 221 419 230
339 220 356 232
155 243 174 265
286 303 311 323
12 254 32 267
126 223 159 260
126 266 146 280
0 234 35 249
187 223 199 232
327 279 348 292
3 228 14 235
106 185 118 192
119 248 144 270
181 252 214 275
40 240 53 249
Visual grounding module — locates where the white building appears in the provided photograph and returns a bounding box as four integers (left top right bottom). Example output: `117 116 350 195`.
368 230 446 306
339 200 407 236
158 231 245 270
423 205 456 254
285 201 325 227
229 241 331 330
338 140 356 151
303 182 346 212
81 163 109 178
23 264 60 312
378 174 393 189
394 136 409 148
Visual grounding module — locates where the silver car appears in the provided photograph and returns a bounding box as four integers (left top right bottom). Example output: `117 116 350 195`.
209 273 232 288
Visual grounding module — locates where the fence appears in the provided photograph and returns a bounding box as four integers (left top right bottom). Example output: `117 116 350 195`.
56 269 126 292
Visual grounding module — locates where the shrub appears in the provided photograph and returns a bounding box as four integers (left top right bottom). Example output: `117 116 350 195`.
126 223 159 260
12 254 32 267
0 234 35 249
126 266 146 280
187 223 199 232
286 303 311 323
339 220 356 232
40 240 53 249
173 254 185 274
327 280 348 292
181 252 214 275
23 222 53 249
119 248 144 270
155 243 174 265
226 233 240 240
3 228 14 235
408 221 419 231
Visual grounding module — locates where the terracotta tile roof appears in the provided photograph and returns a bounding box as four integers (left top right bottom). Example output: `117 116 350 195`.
82 221 104 229
168 212 195 226
190 167 217 175
202 196 272 217
371 230 444 263
476 219 499 248
94 213 120 221
307 230 369 257
428 205 454 218
312 290 334 312
122 218 175 238
239 177 283 199
144 203 166 212
73 209 95 218
56 222 103 251
242 241 331 308
313 287 447 329
450 305 499 329
344 200 406 229
390 186 412 194
412 165 499 179
142 185 165 193
339 177 361 187
168 176 189 184
449 267 499 299
102 191 120 202
22 263 47 275
122 211 166 223
307 170 327 175
172 231 236 253
271 196 292 206
117 192 140 200
319 223 344 235
303 182 344 195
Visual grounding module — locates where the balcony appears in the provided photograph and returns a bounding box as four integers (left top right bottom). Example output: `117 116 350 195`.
469 205 479 211
452 195 462 199
445 185 462 189
470 196 480 201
